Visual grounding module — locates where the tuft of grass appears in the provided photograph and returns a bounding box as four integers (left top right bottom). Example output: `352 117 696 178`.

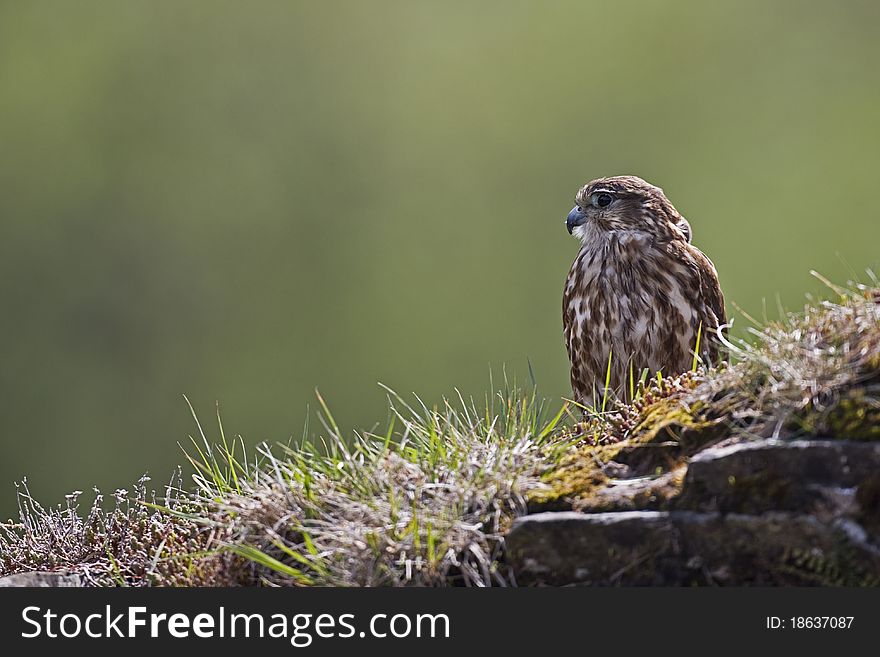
705 272 880 442
691 320 704 372
186 383 575 586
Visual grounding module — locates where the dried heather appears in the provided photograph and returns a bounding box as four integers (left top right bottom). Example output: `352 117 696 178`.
0 473 228 586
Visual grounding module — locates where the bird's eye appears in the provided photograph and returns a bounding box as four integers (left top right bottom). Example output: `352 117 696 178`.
591 192 614 208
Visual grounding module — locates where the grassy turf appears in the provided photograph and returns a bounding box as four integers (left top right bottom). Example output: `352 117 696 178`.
2 275 878 586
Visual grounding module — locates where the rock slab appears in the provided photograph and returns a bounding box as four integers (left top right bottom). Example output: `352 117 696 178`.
509 438 880 585
0 571 83 587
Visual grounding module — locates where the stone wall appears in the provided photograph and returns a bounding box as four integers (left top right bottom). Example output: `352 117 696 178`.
507 438 880 585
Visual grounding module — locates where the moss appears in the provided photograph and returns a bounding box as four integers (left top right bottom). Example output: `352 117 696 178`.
779 539 880 587
797 389 880 441
528 443 616 510
631 397 708 441
616 398 727 472
571 466 687 513
530 391 725 510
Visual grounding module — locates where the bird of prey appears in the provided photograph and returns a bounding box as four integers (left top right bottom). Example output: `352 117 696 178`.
562 175 726 406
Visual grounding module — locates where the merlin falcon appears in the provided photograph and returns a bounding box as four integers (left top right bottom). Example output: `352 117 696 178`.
562 175 726 405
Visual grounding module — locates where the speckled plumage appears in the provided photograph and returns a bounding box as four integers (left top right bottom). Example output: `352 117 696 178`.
562 176 726 405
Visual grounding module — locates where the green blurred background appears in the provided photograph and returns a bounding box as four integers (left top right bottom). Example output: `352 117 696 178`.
1 1 878 517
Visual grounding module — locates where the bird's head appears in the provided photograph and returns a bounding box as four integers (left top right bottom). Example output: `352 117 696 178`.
566 175 690 243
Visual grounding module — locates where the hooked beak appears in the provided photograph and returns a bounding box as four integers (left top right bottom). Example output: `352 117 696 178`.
566 206 587 235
